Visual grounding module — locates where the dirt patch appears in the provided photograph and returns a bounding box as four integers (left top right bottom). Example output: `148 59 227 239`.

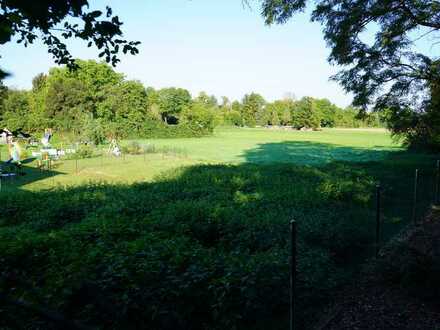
315 209 440 330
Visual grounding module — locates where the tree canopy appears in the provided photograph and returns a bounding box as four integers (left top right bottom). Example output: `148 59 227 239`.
258 0 440 148
0 0 140 78
0 60 380 142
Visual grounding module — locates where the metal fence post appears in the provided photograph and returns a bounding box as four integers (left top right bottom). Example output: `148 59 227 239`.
375 184 381 258
435 160 439 205
75 158 78 174
412 169 419 225
290 220 296 330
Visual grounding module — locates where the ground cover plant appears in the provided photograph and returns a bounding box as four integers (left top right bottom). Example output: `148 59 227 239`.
0 128 437 329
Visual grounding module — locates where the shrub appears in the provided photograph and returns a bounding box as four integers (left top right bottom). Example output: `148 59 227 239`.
121 141 143 155
74 144 95 159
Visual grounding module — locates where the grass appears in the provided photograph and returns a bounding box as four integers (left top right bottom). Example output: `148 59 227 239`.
0 127 437 329
0 127 399 191
133 127 398 163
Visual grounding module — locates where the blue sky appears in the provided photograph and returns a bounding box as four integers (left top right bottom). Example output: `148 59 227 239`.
2 0 353 107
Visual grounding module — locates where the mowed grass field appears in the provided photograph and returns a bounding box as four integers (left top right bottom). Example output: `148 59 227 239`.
1 127 437 329
0 127 399 191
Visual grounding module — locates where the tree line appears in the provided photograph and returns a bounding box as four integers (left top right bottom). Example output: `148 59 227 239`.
0 60 382 144
1 1 438 149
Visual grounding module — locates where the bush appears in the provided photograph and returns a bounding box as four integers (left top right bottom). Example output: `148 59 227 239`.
121 141 143 155
74 144 95 159
140 120 213 139
0 163 380 329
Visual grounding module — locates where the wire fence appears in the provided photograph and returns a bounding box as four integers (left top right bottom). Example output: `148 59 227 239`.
290 159 440 329
1 144 439 329
0 144 191 191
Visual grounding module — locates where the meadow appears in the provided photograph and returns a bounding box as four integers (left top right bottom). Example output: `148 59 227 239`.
0 127 397 191
0 127 437 329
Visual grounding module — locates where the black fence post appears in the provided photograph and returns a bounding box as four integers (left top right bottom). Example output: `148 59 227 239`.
412 169 419 225
375 184 381 258
435 160 439 205
290 220 296 330
75 158 78 174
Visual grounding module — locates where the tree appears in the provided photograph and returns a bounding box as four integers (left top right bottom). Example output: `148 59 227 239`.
241 93 265 126
220 96 231 110
45 75 89 130
294 97 321 129
315 98 338 128
97 80 149 134
258 0 440 147
31 73 47 92
195 92 218 108
44 60 124 128
1 89 32 130
181 103 217 134
266 100 291 126
0 1 140 78
0 81 7 116
157 88 192 124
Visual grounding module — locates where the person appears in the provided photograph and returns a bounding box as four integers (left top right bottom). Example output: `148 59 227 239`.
112 144 121 157
6 139 22 166
0 128 12 144
108 138 121 157
41 128 53 147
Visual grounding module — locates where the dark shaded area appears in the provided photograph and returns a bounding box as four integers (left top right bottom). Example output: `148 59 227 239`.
0 141 437 330
0 159 62 192
322 211 440 330
242 140 396 164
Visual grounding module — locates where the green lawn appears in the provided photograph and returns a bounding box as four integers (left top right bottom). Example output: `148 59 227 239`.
136 127 399 164
0 127 400 191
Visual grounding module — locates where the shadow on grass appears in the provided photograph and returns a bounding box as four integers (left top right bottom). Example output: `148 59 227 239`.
0 141 437 330
0 159 62 192
242 140 396 164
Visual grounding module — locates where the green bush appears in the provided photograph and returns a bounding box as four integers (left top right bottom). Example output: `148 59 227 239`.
74 144 95 159
121 141 143 155
0 154 435 329
0 163 379 329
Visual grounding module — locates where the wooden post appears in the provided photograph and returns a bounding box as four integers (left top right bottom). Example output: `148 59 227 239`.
290 220 297 330
375 184 381 258
412 169 419 225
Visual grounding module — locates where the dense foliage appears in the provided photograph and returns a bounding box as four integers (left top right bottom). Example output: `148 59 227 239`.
0 150 435 329
0 0 139 78
0 60 217 141
0 60 381 142
258 0 440 149
221 93 382 129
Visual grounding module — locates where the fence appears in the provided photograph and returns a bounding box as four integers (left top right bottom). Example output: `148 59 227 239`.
289 160 440 329
0 144 189 192
1 147 439 329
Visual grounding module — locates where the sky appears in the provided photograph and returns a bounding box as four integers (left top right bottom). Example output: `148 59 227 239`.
1 0 354 107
